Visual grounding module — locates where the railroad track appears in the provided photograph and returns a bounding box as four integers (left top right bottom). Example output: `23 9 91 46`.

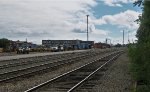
0 49 105 69
24 50 123 92
0 51 85 68
0 49 115 67
0 49 113 82
0 50 98 70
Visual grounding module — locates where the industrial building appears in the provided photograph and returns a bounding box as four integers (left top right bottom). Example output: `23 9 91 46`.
10 40 37 51
42 40 94 50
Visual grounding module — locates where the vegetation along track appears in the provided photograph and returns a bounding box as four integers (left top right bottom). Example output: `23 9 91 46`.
0 49 115 82
24 50 123 92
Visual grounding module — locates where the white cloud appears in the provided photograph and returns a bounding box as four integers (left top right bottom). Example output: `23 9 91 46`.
70 21 109 39
0 0 140 44
90 9 140 44
90 18 107 25
102 0 137 7
0 0 102 44
110 30 137 44
128 30 137 43
101 10 140 30
89 24 109 35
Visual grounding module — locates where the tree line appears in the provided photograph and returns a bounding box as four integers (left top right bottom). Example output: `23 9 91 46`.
129 0 150 92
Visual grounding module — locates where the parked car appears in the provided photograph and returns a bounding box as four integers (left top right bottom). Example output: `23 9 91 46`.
17 47 30 54
51 47 58 52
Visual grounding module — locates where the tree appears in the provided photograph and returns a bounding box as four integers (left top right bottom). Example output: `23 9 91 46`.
131 1 150 91
0 38 10 50
133 0 143 7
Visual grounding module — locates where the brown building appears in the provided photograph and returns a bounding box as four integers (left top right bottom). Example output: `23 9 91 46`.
94 42 110 49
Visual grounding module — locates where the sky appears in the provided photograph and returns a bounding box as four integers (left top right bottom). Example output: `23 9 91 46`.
0 0 141 44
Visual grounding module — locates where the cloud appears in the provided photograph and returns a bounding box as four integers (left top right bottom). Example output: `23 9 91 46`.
100 10 140 30
72 28 86 33
102 0 137 7
0 0 101 43
90 9 140 44
71 21 109 36
110 30 137 44
90 18 107 25
0 0 140 44
89 24 109 35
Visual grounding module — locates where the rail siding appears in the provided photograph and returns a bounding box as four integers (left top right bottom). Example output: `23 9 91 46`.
0 50 86 61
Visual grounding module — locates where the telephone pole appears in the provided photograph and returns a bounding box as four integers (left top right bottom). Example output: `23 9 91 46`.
123 30 124 45
87 15 89 41
106 38 108 44
128 31 130 43
106 38 111 45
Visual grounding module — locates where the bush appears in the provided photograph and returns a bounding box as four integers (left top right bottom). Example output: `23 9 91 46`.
129 1 150 91
128 44 150 92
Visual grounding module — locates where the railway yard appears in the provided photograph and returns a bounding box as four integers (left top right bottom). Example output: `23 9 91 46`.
0 48 132 92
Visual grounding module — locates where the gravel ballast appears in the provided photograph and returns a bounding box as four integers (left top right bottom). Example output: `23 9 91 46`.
0 48 126 92
0 49 115 92
91 52 133 92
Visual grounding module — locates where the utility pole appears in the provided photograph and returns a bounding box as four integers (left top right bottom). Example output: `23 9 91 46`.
123 30 124 45
106 38 111 45
128 31 130 43
26 38 28 42
86 15 89 41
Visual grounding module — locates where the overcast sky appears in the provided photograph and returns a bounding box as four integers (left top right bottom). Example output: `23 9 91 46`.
0 0 141 44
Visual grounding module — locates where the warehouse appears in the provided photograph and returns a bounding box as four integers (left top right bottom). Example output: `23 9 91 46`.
42 40 94 50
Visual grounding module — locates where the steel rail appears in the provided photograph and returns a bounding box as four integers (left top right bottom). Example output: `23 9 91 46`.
0 50 104 82
0 51 96 75
0 49 104 74
24 51 121 92
0 49 109 69
67 52 122 92
0 49 100 69
0 51 88 69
